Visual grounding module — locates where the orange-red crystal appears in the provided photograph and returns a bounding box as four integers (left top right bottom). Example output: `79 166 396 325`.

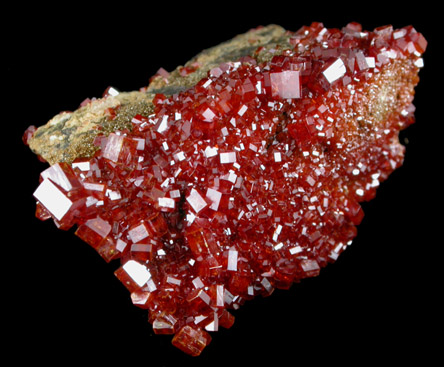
28 22 426 356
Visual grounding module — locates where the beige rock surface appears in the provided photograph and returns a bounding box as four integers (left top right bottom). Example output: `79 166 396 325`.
28 25 287 165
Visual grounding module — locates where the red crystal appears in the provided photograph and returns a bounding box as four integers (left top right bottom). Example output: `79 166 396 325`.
22 125 37 146
27 22 426 356
172 325 212 357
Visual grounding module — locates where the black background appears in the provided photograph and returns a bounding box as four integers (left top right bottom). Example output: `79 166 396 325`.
5 2 441 365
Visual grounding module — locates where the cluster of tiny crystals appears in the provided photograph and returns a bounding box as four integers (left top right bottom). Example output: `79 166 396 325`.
28 22 426 356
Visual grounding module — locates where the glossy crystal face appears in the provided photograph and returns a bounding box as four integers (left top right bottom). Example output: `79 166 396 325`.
28 22 425 356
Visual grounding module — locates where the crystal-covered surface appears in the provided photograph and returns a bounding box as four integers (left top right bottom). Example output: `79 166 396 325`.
26 22 426 356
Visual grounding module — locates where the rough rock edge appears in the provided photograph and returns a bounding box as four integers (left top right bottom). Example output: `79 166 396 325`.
28 24 288 165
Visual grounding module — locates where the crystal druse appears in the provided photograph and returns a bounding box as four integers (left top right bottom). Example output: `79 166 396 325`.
25 22 426 356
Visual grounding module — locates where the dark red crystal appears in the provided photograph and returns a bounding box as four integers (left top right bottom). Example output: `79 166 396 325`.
22 125 37 146
29 22 426 356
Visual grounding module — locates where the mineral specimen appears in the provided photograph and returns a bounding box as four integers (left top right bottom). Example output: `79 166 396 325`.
25 22 426 356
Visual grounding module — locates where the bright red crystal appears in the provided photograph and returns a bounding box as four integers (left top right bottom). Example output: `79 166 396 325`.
172 325 212 356
29 22 426 356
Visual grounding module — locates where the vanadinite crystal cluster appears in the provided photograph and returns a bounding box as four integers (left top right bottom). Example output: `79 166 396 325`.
25 22 426 356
